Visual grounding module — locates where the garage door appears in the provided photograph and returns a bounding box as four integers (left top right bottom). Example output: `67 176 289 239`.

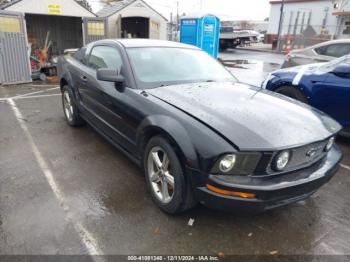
0 10 31 85
83 17 107 45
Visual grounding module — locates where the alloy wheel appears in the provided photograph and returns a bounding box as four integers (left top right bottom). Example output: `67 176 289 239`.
63 90 74 122
147 146 175 204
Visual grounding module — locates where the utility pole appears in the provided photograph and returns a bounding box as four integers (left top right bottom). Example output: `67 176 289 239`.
276 0 285 52
175 1 179 41
176 1 179 31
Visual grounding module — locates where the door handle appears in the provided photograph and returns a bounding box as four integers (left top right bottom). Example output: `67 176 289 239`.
81 75 87 82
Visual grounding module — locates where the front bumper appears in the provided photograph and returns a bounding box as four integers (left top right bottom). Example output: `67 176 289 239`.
194 146 342 213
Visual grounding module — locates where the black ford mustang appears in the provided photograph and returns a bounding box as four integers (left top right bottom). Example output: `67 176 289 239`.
58 39 342 214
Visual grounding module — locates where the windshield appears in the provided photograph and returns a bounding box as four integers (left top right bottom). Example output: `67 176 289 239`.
319 54 350 72
127 47 237 88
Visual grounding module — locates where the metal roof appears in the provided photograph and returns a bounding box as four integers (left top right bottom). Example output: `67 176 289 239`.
96 0 167 21
96 0 135 17
0 0 22 9
0 0 96 16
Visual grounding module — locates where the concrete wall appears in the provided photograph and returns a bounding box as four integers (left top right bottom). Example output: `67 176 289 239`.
267 0 338 36
106 0 167 40
4 0 95 17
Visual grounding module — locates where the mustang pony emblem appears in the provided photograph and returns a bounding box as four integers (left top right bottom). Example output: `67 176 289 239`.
306 146 322 158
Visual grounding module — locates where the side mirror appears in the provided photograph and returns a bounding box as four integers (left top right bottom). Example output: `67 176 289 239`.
97 68 125 83
331 65 350 77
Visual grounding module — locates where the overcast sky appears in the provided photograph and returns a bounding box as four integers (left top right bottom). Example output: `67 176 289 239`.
88 0 272 21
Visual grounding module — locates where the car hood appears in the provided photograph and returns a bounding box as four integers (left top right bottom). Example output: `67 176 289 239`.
147 82 341 150
276 62 326 75
271 63 328 85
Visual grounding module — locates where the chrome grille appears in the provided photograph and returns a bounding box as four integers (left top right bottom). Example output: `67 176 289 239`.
268 140 328 173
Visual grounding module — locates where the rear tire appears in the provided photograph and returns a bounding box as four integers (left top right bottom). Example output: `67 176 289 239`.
144 136 197 214
62 85 85 127
275 85 308 104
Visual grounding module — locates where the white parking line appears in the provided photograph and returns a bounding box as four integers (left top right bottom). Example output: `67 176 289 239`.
341 164 350 171
15 93 61 100
8 98 104 258
27 84 59 88
0 87 59 101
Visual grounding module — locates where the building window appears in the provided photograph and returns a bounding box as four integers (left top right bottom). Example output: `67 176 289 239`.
87 22 105 36
343 21 350 35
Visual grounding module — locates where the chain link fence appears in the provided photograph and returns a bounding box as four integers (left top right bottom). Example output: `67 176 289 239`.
277 24 338 52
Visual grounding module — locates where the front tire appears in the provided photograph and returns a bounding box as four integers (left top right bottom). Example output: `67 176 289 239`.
144 136 196 213
62 85 85 127
275 85 308 104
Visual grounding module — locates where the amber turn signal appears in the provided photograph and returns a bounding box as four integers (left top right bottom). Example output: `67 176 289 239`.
206 184 256 199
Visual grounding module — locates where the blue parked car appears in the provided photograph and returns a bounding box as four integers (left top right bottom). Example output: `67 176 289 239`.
263 55 350 137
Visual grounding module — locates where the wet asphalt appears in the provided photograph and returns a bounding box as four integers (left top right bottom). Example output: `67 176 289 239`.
0 50 350 256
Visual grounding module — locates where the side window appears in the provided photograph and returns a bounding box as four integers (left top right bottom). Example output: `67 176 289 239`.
88 46 123 70
314 46 327 56
315 44 350 58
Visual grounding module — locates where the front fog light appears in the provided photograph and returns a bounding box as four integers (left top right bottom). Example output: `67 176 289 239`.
273 151 290 171
325 137 335 151
219 154 236 173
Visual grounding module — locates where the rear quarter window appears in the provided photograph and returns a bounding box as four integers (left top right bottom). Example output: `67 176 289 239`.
315 43 350 58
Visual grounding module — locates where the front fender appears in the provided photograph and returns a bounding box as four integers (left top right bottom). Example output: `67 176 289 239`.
137 115 199 169
59 65 80 101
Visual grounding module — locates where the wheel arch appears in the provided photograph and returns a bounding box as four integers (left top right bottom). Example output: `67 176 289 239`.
270 76 313 98
59 72 73 92
137 115 199 170
274 82 310 103
60 78 69 92
269 80 293 91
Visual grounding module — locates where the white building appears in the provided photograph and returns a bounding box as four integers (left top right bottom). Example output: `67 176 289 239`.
266 0 339 46
333 0 350 38
97 0 168 40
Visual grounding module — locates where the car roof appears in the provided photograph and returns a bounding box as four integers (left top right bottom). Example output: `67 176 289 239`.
291 39 350 54
307 39 350 49
113 39 200 49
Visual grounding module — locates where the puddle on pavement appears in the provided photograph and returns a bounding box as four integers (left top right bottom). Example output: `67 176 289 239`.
219 59 256 69
219 58 281 72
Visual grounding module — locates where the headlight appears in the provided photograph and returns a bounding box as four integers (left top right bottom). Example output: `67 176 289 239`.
325 137 335 152
219 154 236 173
211 153 262 175
272 151 290 171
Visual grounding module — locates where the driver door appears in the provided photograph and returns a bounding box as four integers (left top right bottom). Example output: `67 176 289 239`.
82 45 130 146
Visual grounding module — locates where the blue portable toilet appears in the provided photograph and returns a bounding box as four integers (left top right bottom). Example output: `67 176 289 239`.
180 13 220 58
